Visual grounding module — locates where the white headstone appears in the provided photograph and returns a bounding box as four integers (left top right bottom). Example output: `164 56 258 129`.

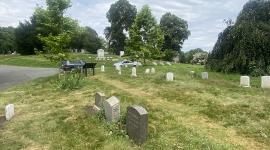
118 69 122 75
145 69 150 74
116 65 121 71
166 62 172 66
81 49 86 53
120 51 125 57
132 67 137 77
202 72 208 80
104 96 120 122
152 62 157 66
97 49 105 59
5 104 14 121
101 65 105 72
151 68 155 74
190 71 195 78
166 72 174 81
240 76 250 87
261 76 270 88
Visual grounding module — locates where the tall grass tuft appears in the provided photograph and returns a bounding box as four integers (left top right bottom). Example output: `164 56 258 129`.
57 71 85 90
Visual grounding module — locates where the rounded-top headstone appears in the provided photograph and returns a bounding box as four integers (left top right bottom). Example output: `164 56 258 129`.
132 67 137 77
151 68 155 74
261 76 270 89
166 72 174 81
101 65 105 72
240 76 250 87
126 106 148 145
145 69 150 74
103 96 120 122
5 104 15 121
95 92 106 108
202 72 208 80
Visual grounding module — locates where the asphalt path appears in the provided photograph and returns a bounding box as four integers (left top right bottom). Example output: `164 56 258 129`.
0 65 58 90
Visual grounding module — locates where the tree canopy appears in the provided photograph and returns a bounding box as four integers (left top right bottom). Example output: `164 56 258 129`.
105 0 137 54
207 0 270 75
0 27 16 54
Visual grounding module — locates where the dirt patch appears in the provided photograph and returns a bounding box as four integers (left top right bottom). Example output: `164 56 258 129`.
0 115 6 128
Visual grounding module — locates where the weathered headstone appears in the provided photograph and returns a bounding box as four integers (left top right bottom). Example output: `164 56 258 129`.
97 49 105 60
120 51 125 57
166 72 174 81
5 104 14 121
118 69 122 75
126 106 148 145
116 65 121 71
190 71 195 78
101 65 105 72
104 96 120 122
202 72 208 80
132 67 137 77
145 69 150 74
152 62 157 66
166 62 172 66
261 76 270 89
95 92 106 108
240 76 250 87
151 68 155 74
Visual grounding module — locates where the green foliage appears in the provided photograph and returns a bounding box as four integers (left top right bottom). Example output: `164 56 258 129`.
160 13 190 52
163 49 177 61
126 5 164 63
191 52 208 65
184 48 206 64
56 71 85 90
105 0 137 54
0 27 16 54
207 0 270 75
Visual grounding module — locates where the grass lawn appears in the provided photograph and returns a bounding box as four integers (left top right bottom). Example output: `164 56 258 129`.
0 55 269 149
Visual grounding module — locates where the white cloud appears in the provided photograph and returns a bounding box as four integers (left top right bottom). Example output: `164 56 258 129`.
0 0 249 51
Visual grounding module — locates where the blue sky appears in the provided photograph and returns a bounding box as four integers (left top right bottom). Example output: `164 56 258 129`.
0 0 249 52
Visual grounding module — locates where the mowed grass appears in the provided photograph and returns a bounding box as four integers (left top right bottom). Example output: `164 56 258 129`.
0 55 269 149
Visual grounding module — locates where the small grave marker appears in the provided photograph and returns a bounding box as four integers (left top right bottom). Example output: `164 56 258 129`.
151 68 155 74
166 72 174 81
95 92 106 108
202 72 208 80
104 96 120 122
101 65 105 72
145 69 150 74
132 67 137 77
240 76 250 87
5 104 14 121
261 76 270 88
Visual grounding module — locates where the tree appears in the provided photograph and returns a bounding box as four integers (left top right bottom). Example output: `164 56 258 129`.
126 5 164 63
207 0 270 75
191 52 208 65
185 48 206 63
160 13 190 60
0 27 16 54
105 0 137 54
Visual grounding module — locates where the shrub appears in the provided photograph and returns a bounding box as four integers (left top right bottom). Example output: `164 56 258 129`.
56 71 85 90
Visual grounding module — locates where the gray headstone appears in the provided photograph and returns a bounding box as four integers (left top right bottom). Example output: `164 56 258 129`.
261 76 270 88
145 69 150 74
101 65 105 72
132 67 137 77
104 96 120 122
166 72 174 81
95 92 106 108
190 71 195 78
240 76 250 87
126 106 148 145
202 72 208 80
5 104 14 121
151 68 155 74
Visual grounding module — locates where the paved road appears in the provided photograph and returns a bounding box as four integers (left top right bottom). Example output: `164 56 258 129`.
0 65 58 90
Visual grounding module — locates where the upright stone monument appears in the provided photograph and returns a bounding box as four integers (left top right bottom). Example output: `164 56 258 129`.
166 72 174 81
152 62 157 66
240 76 250 87
166 62 172 66
132 67 137 77
104 96 120 122
202 72 208 80
101 65 105 72
118 69 122 75
190 71 195 78
145 69 150 74
120 51 125 57
261 76 270 88
5 104 14 121
95 92 106 108
97 49 105 60
126 106 148 145
151 68 155 74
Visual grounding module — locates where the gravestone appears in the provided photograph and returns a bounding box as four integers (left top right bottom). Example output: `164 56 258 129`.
151 68 155 74
95 92 106 108
240 76 250 87
126 106 148 145
132 67 137 77
116 65 121 71
118 69 122 75
166 62 172 66
152 62 157 66
166 72 174 81
97 49 105 60
160 62 164 66
5 104 14 121
145 69 150 74
261 76 270 88
101 65 105 72
202 72 208 80
120 51 125 57
104 96 120 122
190 71 195 78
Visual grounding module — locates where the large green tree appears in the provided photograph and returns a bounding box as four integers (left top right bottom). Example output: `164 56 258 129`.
0 27 16 54
126 5 164 63
105 0 137 54
207 0 270 75
160 13 190 52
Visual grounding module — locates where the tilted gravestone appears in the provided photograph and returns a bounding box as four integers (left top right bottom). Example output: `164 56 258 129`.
166 72 174 81
202 72 208 80
5 104 14 121
95 92 106 108
126 106 148 145
132 67 137 77
104 96 120 122
261 76 270 89
145 69 150 74
240 76 250 88
151 68 155 74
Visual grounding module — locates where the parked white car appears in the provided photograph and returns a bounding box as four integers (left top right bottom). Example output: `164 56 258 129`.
113 60 142 67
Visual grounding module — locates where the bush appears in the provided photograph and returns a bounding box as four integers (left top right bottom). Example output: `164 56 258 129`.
56 71 85 90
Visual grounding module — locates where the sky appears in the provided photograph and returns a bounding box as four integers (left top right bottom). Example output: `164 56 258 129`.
0 0 249 52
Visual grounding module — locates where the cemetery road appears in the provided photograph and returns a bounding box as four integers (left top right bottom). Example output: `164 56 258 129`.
0 65 58 90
